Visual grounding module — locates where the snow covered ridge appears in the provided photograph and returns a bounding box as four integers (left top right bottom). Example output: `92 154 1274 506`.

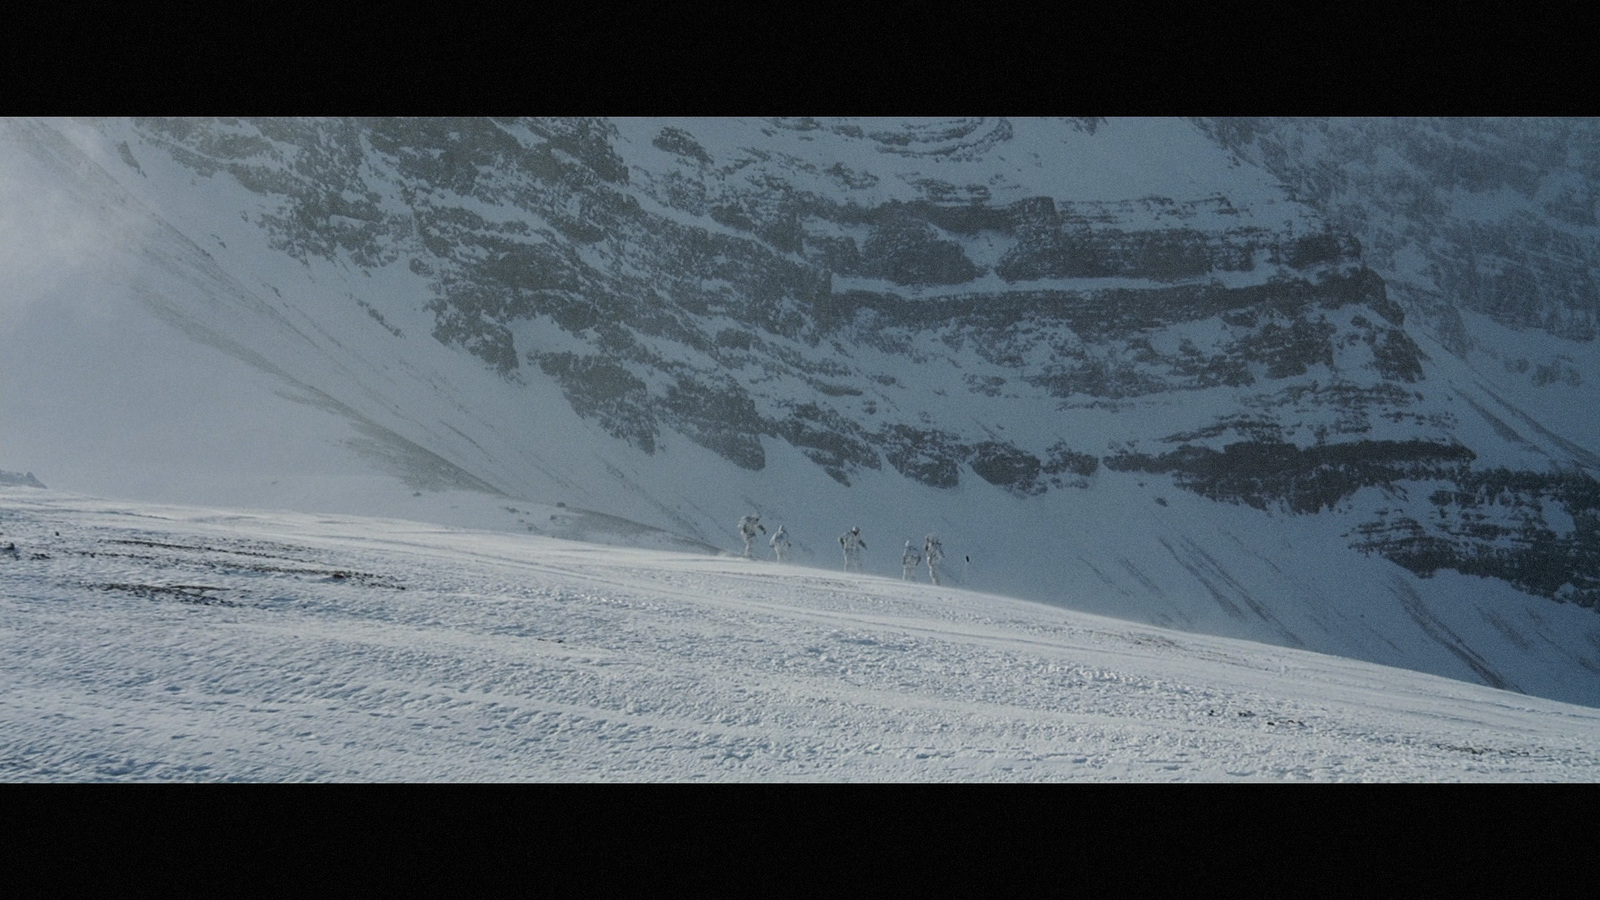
4 487 1600 782
4 117 1599 712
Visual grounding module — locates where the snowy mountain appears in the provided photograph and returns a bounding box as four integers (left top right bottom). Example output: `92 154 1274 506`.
3 117 1597 709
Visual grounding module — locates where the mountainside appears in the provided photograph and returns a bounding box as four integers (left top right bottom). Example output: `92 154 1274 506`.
7 486 1598 782
3 117 1597 707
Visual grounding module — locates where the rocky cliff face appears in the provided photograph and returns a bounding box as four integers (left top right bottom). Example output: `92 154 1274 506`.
119 117 1600 610
1200 117 1600 347
24 116 1600 703
1195 118 1600 609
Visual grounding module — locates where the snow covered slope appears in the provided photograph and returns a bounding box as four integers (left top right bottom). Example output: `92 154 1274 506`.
2 117 1598 709
4 486 1598 782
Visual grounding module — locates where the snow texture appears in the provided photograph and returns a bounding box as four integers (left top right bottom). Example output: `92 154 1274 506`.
4 487 1598 782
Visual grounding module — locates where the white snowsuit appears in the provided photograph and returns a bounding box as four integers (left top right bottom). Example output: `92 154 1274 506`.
839 528 866 573
924 535 944 585
770 525 791 562
738 515 766 558
902 541 923 581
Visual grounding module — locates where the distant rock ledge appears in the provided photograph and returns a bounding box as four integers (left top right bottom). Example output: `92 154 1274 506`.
0 471 46 489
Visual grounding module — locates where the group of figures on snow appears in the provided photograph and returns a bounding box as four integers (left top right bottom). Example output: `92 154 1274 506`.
737 515 949 585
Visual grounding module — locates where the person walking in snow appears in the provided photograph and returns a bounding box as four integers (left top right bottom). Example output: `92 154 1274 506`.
902 540 922 581
769 524 791 562
737 514 766 559
924 533 944 586
839 526 866 573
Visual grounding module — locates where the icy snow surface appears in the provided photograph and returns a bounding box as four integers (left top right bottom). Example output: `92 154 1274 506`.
4 486 1598 782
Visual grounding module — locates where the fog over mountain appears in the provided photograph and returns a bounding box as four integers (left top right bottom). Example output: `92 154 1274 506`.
4 117 1597 707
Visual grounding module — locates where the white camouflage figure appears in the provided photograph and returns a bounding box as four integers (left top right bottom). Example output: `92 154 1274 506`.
769 524 791 562
924 533 944 585
838 526 866 573
901 540 922 581
737 514 766 559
